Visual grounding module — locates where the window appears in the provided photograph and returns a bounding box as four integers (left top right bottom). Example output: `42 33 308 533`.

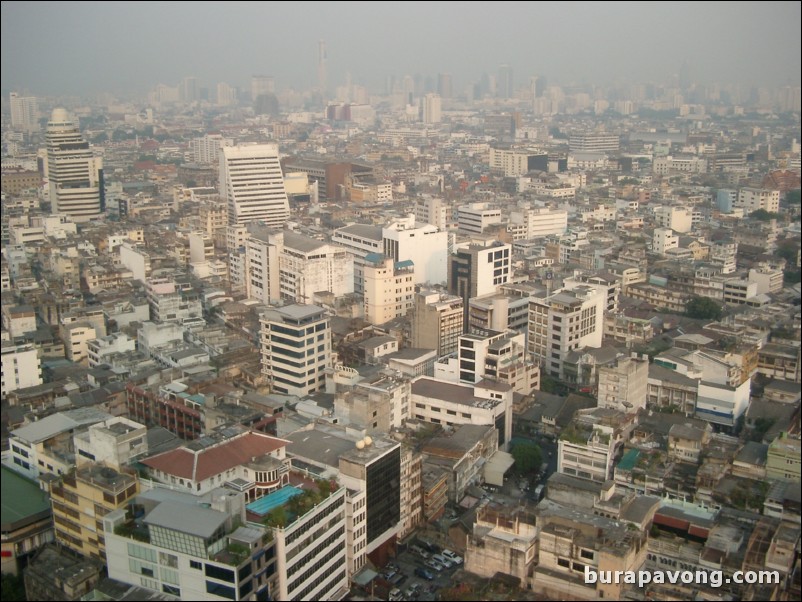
190 560 203 570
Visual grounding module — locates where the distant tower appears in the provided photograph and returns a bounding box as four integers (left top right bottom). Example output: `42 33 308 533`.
437 73 453 99
46 109 103 222
497 64 514 99
679 60 691 91
318 40 327 97
421 93 442 124
9 92 39 131
220 144 290 227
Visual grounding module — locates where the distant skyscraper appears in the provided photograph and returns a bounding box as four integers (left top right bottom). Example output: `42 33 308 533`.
318 40 327 97
179 76 198 103
421 93 442 124
220 144 290 227
437 73 453 99
9 92 39 131
251 75 275 100
46 108 103 222
497 64 514 99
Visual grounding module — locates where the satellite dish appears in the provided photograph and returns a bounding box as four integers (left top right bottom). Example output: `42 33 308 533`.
364 436 373 447
356 440 365 450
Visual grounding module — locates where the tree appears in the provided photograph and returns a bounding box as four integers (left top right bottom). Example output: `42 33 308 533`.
1 573 26 601
685 296 723 321
511 440 542 475
749 209 781 222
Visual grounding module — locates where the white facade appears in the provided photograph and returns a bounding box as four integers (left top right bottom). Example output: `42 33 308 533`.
652 227 679 256
557 427 616 482
260 305 331 397
695 379 751 427
46 109 103 222
363 257 415 325
281 232 354 303
414 196 449 231
654 205 693 233
63 323 97 363
382 218 448 286
458 203 503 234
245 228 282 304
190 134 232 165
10 92 38 131
528 284 606 379
221 144 290 227
421 93 442 124
737 188 780 214
508 207 568 239
73 417 147 470
119 242 151 283
86 333 137 368
1 342 42 400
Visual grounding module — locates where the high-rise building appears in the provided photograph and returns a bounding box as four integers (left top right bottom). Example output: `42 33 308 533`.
421 93 442 124
528 283 607 379
179 76 198 103
9 92 38 131
46 108 104 222
318 40 327 96
220 144 290 227
437 73 453 99
363 255 415 325
260 304 331 397
448 241 512 329
411 290 463 357
190 134 232 165
497 64 514 99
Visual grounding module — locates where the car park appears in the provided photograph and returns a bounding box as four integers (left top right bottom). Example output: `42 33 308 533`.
425 558 443 572
432 553 452 569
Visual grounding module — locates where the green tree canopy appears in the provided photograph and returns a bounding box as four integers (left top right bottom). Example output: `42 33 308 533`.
749 209 781 221
511 440 542 475
685 296 723 321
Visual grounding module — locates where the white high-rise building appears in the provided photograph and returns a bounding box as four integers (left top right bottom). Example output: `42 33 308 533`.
46 109 103 222
9 93 38 131
528 283 607 379
260 304 331 397
1 342 42 400
221 144 290 227
190 134 232 165
421 93 442 124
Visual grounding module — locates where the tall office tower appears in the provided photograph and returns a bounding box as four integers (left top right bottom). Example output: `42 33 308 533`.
216 82 236 106
9 92 39 131
46 109 104 222
527 283 607 380
318 39 328 97
448 241 512 330
497 64 514 99
179 76 198 103
437 73 453 99
421 93 442 124
260 304 331 397
220 144 290 227
251 75 275 100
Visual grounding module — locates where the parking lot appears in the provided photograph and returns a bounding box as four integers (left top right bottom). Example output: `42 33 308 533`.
383 541 463 601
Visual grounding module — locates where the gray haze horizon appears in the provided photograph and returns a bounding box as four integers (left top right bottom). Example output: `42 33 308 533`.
2 1 800 98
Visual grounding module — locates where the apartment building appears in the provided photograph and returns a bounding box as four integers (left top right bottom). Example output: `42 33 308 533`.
363 255 415 325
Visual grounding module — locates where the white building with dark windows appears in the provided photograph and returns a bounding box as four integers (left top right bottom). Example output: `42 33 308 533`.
46 109 103 222
260 304 331 397
221 144 290 227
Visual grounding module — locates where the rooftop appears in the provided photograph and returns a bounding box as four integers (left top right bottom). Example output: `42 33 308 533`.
144 501 228 539
141 431 287 482
411 377 502 409
1 466 51 531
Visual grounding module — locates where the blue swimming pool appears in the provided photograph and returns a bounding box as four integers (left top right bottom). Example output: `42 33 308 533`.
246 486 303 516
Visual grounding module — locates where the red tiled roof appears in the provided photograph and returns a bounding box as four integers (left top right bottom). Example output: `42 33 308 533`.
142 432 287 482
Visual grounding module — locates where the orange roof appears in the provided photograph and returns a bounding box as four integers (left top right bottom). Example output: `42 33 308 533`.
142 432 286 482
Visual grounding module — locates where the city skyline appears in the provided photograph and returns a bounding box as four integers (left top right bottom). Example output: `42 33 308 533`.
2 1 801 97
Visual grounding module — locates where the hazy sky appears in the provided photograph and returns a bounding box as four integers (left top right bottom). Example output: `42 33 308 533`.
2 1 800 97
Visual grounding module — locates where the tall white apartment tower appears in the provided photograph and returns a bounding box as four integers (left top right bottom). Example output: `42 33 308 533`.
46 108 104 222
10 93 39 131
220 144 290 227
421 93 442 124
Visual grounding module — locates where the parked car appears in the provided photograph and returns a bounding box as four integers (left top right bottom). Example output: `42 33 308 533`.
389 588 403 601
410 544 429 560
432 553 453 569
441 549 463 565
415 567 435 581
425 558 443 572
